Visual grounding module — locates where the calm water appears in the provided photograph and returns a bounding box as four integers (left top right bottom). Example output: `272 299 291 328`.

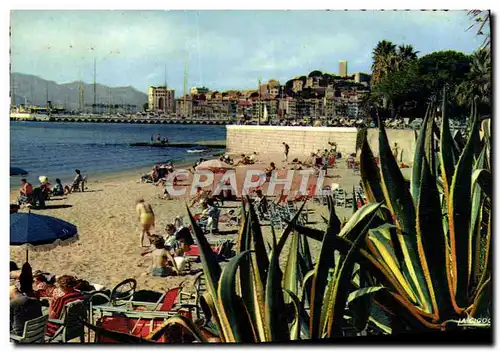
10 121 226 187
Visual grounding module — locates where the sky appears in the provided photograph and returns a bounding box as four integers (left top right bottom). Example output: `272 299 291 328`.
10 10 483 94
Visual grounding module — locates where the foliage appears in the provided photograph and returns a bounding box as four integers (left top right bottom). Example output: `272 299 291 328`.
467 10 491 50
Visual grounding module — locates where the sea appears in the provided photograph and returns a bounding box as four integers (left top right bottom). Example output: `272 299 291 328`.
10 121 226 188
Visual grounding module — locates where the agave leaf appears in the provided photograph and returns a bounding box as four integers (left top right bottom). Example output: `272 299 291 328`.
347 286 385 304
246 196 270 285
147 315 209 342
199 292 224 337
476 212 492 293
359 135 385 204
325 207 382 337
348 265 376 332
469 147 486 291
283 289 302 340
266 226 290 342
366 227 419 304
368 316 392 335
411 103 431 203
278 201 306 253
448 113 479 308
378 119 432 313
236 201 248 253
237 209 265 341
186 205 222 301
337 202 386 242
472 169 492 201
470 277 491 318
439 96 458 207
416 115 454 320
299 233 314 272
283 231 300 304
309 202 341 339
217 250 254 342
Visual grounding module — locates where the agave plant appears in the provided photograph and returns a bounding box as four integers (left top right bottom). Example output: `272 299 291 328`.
183 194 390 342
344 92 490 329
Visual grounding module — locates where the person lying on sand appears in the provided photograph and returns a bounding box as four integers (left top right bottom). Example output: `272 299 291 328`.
234 154 252 166
188 187 211 208
136 198 155 247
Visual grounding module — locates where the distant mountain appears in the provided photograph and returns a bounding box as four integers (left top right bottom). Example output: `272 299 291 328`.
10 73 148 112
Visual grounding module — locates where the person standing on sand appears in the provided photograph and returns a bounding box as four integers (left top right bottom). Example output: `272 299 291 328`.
283 142 290 162
136 198 155 247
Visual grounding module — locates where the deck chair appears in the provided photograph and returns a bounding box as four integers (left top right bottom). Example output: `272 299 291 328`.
46 300 86 343
127 285 193 313
71 176 87 193
11 314 49 344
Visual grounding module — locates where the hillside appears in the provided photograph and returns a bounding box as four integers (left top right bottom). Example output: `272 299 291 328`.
10 73 148 112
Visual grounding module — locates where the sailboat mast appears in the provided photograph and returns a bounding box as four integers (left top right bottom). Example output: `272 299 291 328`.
93 57 97 113
258 77 261 125
183 56 188 119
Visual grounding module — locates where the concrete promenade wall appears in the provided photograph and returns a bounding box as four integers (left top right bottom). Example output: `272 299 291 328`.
226 125 417 165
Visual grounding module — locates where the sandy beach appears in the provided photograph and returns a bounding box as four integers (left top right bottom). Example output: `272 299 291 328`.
10 155 408 294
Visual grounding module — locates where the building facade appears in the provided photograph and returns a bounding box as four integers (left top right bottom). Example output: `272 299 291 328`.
148 86 175 114
339 60 348 77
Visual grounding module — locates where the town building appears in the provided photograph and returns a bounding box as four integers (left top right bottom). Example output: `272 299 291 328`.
148 86 175 114
339 60 348 77
190 86 210 95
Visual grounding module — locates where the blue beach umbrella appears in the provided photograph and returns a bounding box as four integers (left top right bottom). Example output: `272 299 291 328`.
10 167 28 176
10 212 79 262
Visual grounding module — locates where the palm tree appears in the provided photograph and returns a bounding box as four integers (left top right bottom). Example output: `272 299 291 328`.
467 10 491 50
395 44 419 71
455 48 491 107
371 40 397 85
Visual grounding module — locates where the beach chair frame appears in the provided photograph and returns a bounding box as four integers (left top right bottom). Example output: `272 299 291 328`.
46 300 86 343
10 314 49 344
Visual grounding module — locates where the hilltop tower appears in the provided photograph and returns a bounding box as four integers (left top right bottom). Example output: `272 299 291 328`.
339 60 348 77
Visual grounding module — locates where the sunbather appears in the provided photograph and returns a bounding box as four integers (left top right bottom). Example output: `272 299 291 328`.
64 169 84 194
52 178 64 196
17 179 33 205
149 238 177 277
136 198 155 247
46 276 83 337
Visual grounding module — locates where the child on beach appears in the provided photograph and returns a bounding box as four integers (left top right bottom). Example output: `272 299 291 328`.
52 179 64 196
136 198 155 247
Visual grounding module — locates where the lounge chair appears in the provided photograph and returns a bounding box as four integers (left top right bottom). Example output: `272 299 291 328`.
11 314 49 344
45 300 86 343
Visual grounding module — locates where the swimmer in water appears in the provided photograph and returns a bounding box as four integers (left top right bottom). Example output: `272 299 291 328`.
136 198 155 247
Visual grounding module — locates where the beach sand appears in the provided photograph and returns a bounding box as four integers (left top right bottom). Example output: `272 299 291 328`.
10 155 411 295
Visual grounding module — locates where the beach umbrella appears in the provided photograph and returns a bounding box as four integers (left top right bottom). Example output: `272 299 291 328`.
10 167 28 176
195 159 234 172
10 212 79 262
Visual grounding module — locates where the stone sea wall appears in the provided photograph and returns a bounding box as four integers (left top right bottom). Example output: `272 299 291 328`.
226 125 417 165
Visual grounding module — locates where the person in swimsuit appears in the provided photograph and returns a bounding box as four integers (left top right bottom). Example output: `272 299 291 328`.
136 198 155 247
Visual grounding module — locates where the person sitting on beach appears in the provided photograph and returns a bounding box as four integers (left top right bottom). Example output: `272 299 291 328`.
248 152 258 163
64 169 84 194
17 179 33 205
46 276 83 337
148 237 177 277
164 224 178 249
136 198 155 247
189 186 210 208
234 154 251 166
219 154 233 165
33 272 56 299
265 162 276 180
52 178 64 196
38 176 52 200
10 284 43 336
